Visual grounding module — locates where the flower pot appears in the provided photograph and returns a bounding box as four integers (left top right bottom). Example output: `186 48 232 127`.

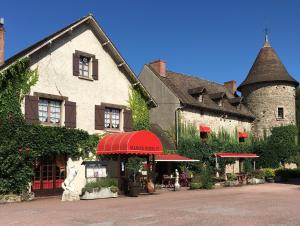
265 177 275 183
147 180 155 193
129 183 140 197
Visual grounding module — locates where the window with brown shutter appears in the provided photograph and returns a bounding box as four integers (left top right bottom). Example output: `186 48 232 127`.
65 101 76 128
73 50 98 80
123 109 133 132
25 95 39 124
95 105 105 130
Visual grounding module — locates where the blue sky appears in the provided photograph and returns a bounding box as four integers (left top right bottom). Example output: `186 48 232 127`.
1 0 300 86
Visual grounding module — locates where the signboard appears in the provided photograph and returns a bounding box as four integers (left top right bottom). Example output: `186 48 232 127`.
84 161 107 178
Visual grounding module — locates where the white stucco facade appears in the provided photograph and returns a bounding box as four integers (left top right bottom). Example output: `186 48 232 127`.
21 23 132 134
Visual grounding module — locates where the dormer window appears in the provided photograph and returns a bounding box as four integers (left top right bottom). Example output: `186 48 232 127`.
209 92 226 107
79 56 90 77
188 87 206 103
197 94 203 103
218 100 222 107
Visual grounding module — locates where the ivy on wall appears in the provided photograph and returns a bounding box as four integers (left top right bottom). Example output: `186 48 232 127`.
0 58 99 194
128 87 150 131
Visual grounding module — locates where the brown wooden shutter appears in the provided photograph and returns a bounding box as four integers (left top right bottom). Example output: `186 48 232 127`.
73 53 80 76
92 58 98 80
123 109 133 132
95 105 105 130
65 101 76 128
25 95 39 124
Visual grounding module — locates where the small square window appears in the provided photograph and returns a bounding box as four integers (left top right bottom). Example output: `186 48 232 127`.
277 107 284 119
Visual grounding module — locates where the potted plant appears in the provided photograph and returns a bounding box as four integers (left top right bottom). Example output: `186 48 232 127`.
126 157 143 197
263 168 275 183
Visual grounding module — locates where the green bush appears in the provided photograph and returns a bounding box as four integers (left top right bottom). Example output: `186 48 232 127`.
82 178 118 193
227 173 237 181
191 167 214 189
275 168 300 179
262 168 275 177
190 182 202 190
250 169 265 179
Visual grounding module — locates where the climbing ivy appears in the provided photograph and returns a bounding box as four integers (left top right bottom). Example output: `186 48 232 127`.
0 58 98 195
128 87 150 131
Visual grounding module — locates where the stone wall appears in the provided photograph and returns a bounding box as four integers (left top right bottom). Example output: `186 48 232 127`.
180 107 252 135
241 82 296 138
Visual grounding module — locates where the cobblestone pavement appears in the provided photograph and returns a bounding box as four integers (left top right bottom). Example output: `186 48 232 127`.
1 183 300 226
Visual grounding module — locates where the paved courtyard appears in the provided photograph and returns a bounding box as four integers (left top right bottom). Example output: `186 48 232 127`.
1 183 300 226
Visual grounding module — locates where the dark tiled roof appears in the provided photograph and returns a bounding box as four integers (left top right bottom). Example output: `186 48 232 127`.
150 124 176 151
209 92 226 100
148 65 255 119
188 86 206 95
238 45 299 91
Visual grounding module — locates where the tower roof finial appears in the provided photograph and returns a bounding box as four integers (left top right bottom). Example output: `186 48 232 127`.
264 28 271 47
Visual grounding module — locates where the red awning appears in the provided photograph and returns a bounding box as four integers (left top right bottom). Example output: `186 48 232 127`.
214 153 259 158
97 130 163 155
239 132 248 138
155 154 199 162
200 125 211 133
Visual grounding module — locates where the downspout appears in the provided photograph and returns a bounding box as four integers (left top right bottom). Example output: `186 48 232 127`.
175 105 184 148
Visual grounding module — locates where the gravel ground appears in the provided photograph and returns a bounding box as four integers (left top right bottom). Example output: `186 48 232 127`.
1 183 300 226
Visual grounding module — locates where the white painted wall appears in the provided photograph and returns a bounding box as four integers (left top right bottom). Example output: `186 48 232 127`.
21 23 132 134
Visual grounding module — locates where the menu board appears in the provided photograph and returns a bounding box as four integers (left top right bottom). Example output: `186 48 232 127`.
85 161 107 178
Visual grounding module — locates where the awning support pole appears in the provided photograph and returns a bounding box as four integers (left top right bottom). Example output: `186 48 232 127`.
215 156 219 178
254 160 256 171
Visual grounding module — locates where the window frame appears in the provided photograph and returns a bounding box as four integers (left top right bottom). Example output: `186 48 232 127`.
79 56 91 77
104 107 121 130
38 98 62 126
276 107 284 120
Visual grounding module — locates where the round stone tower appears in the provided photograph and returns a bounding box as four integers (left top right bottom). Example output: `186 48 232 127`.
238 36 299 138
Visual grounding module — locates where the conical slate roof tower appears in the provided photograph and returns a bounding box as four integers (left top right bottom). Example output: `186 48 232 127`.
239 35 298 138
238 36 298 91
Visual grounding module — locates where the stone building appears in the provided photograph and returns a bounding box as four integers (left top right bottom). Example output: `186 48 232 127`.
238 36 299 138
139 36 298 143
139 60 255 145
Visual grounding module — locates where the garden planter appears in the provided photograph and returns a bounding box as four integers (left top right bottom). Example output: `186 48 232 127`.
80 187 118 200
265 177 275 183
248 178 265 185
147 180 155 193
129 183 140 197
224 180 239 187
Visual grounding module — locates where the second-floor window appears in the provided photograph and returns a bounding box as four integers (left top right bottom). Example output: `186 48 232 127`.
79 56 90 77
104 108 120 129
38 99 61 125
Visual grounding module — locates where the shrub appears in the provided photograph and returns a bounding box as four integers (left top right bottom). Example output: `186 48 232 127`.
275 168 300 179
250 169 265 179
190 182 202 190
82 178 118 193
227 173 237 181
262 168 275 178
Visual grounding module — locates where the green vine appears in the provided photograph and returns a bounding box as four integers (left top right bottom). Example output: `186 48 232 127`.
128 87 150 131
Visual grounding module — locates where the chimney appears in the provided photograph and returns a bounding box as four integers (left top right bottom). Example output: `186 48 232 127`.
0 18 4 66
149 60 166 76
224 80 237 94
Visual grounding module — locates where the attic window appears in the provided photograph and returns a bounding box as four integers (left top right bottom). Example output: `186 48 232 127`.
79 56 90 77
188 87 206 103
198 94 203 103
218 100 223 107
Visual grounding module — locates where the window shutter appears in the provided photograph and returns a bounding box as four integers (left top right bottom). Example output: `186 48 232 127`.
95 105 105 130
25 95 39 124
73 53 80 76
65 101 76 128
123 109 133 132
92 58 98 80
